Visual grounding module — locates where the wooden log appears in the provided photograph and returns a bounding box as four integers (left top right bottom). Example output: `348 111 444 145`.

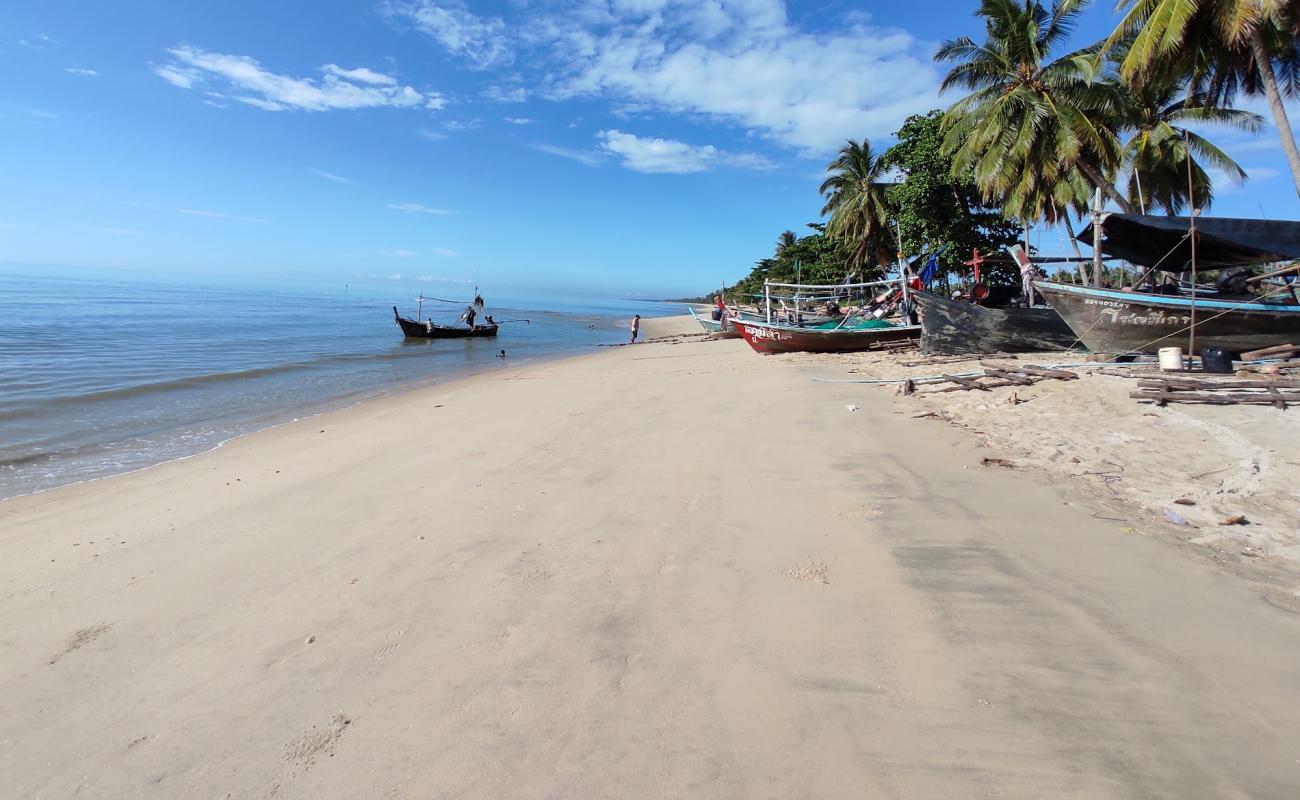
927 378 1019 393
980 366 1036 385
1136 377 1300 390
1131 390 1297 405
982 362 1078 380
1240 343 1298 362
941 374 990 391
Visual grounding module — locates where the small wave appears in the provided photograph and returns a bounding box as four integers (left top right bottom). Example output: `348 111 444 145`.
0 349 429 422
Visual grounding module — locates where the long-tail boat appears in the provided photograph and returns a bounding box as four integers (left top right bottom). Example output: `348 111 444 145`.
1033 283 1300 354
915 292 1078 354
1038 213 1300 354
393 307 499 339
730 316 920 354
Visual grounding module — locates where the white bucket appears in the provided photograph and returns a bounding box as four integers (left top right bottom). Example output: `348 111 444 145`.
1158 346 1184 371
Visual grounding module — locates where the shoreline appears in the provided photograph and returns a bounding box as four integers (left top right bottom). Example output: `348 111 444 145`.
4 315 1299 798
0 325 656 503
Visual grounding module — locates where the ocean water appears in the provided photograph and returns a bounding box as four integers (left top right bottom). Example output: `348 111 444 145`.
0 265 680 500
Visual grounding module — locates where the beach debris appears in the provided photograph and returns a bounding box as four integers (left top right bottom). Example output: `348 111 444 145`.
1173 497 1197 506
1132 376 1300 408
899 378 916 396
844 404 859 412
917 363 1078 394
786 559 830 584
1240 343 1298 362
1163 509 1191 526
1218 515 1249 526
980 457 1016 468
304 634 316 645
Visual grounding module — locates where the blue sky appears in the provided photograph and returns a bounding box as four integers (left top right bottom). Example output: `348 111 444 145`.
2 1 1297 297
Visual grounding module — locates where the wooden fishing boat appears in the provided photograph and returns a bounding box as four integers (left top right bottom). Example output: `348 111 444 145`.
730 316 920 354
687 306 740 338
1034 282 1300 354
393 307 499 339
915 292 1079 355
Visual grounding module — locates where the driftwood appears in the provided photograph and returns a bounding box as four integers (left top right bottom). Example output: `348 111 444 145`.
1132 390 1290 408
918 363 1079 394
1136 377 1300 390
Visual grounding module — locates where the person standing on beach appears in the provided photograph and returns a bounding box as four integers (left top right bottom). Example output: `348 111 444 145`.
630 314 640 343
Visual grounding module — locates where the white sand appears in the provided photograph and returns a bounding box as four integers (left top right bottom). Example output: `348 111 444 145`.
3 316 1300 798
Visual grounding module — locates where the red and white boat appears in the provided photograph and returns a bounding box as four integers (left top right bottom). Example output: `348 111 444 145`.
730 316 920 354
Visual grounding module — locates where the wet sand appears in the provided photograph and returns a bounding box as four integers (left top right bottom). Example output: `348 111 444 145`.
3 316 1299 798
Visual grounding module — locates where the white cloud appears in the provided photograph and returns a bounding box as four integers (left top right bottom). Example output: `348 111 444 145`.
597 129 774 173
534 142 605 167
433 247 461 256
388 202 453 215
417 127 448 141
385 1 511 70
313 169 355 184
504 116 535 125
176 207 267 223
155 46 436 112
536 0 941 153
64 67 100 77
322 64 395 85
386 250 420 258
483 85 527 103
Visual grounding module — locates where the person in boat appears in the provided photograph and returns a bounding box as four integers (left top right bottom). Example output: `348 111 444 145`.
630 314 640 343
461 304 477 328
485 315 495 326
824 299 843 318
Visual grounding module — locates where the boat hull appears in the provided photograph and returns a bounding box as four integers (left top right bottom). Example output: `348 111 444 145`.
687 307 741 338
394 308 498 339
915 292 1078 355
731 318 919 354
1035 281 1300 354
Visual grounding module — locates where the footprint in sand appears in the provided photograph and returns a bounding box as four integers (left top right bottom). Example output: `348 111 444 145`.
48 623 113 665
373 628 407 661
283 712 352 769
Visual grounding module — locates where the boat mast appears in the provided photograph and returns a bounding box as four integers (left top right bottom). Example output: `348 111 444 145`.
1186 138 1198 368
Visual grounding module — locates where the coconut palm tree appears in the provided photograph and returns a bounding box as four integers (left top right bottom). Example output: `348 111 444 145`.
1119 82 1263 213
1108 0 1300 199
818 139 896 269
774 230 797 258
936 0 1133 214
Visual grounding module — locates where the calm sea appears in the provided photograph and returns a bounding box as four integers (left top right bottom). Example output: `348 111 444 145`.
0 265 680 500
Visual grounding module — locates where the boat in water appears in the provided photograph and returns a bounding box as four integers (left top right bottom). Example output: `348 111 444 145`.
731 316 920 354
393 307 499 339
915 292 1079 355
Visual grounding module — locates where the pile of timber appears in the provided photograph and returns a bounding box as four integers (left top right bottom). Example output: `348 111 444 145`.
909 362 1078 394
1131 375 1300 409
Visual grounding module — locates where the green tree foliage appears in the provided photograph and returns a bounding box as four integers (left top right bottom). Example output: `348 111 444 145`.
936 0 1132 217
881 111 1024 287
727 224 871 301
818 139 897 270
1107 0 1300 199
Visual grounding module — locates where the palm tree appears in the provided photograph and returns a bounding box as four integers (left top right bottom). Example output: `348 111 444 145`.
1108 0 1300 199
818 139 895 270
1119 83 1263 213
774 230 797 258
936 0 1133 215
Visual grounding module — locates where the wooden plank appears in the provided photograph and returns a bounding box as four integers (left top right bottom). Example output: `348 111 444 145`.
941 374 990 391
1240 343 1298 362
1136 377 1300 390
982 362 1078 380
928 378 1018 394
1131 390 1298 405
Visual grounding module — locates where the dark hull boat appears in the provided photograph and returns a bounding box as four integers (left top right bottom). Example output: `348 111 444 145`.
1035 282 1300 354
394 307 498 339
730 317 920 354
915 292 1079 355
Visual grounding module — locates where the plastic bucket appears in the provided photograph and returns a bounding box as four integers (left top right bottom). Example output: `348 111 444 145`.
1158 347 1184 371
1201 347 1235 374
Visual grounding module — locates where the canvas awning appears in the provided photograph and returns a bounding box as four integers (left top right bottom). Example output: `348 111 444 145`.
1076 213 1300 270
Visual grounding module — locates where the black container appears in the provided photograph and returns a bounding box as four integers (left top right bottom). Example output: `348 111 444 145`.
711 308 722 321
1201 347 1235 374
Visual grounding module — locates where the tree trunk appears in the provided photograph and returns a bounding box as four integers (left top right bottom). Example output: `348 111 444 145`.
1076 162 1134 214
1061 215 1090 284
1251 29 1300 200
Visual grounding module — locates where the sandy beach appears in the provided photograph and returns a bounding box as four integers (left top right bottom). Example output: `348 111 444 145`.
4 315 1300 799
